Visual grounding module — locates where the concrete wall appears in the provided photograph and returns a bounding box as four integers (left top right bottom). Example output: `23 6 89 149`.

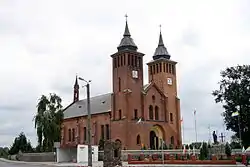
16 152 55 162
57 147 77 163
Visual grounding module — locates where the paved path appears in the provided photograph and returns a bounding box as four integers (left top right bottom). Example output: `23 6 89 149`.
0 160 50 167
0 158 248 167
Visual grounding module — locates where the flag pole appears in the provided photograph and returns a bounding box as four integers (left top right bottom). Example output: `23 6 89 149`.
181 117 184 145
194 109 197 143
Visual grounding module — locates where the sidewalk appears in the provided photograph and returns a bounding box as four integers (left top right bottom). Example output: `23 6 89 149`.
0 158 104 166
0 158 57 166
0 158 248 167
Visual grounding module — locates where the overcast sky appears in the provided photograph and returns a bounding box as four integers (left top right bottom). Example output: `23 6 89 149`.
0 0 249 147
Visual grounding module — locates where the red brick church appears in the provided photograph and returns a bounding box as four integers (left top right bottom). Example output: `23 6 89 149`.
60 20 182 150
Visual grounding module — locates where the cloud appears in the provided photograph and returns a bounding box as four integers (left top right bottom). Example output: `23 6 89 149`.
0 0 249 147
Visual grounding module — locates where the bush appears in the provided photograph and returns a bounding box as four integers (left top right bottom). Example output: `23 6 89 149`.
235 157 242 162
169 144 173 150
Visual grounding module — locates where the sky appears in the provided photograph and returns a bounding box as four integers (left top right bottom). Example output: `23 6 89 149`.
0 0 250 147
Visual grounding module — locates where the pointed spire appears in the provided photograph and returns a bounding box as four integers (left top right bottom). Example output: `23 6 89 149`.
117 14 137 51
124 20 131 37
73 75 79 102
74 75 79 89
153 25 171 60
158 25 164 46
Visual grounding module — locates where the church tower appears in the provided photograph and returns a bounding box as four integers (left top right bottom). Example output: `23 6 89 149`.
73 76 79 102
147 30 182 146
110 17 144 148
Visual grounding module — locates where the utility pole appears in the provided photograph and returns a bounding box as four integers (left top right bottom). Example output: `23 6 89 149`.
208 124 211 143
79 77 92 167
194 109 197 143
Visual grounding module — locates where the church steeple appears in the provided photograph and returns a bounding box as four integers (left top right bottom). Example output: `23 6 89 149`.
73 75 79 102
117 15 138 52
153 27 171 60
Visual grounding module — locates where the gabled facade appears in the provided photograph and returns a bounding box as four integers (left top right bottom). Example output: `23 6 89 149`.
60 19 182 150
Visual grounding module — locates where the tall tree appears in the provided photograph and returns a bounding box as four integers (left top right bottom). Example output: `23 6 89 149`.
212 65 250 147
9 132 34 155
34 93 63 152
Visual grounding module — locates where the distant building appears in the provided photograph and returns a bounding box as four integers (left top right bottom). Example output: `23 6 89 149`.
60 19 182 150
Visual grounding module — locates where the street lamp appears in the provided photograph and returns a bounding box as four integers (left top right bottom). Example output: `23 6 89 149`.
78 77 92 167
235 105 242 148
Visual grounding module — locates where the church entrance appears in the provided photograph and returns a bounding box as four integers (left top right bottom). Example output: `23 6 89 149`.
150 131 158 149
149 125 164 150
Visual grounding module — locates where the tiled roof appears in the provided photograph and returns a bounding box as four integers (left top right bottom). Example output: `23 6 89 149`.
63 82 156 119
63 93 112 119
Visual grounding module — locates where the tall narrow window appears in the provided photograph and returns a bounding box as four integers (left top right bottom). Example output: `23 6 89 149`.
150 66 153 74
172 65 175 75
101 125 104 139
119 110 122 120
84 127 87 141
118 77 121 92
72 128 75 142
68 129 71 142
170 113 173 122
136 135 141 145
118 56 120 67
171 136 174 145
155 106 159 120
134 109 138 119
114 58 117 68
123 55 126 65
105 124 110 140
128 54 131 65
149 105 153 120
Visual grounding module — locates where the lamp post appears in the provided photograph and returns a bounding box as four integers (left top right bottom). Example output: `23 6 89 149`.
79 77 92 167
236 105 242 147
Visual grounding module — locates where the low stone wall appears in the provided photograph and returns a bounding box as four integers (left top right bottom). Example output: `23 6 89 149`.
16 152 55 162
98 149 200 161
127 153 237 165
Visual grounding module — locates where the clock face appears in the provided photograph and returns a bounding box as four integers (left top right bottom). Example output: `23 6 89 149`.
167 78 172 85
132 70 138 78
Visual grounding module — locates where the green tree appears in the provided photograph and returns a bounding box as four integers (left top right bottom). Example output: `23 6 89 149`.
212 65 250 147
34 93 63 152
98 138 105 151
0 147 9 158
199 142 208 160
230 135 241 149
9 132 34 155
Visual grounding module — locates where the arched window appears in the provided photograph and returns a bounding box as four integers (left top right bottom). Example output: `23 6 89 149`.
155 106 159 120
170 136 174 145
152 95 155 103
136 135 141 145
72 128 75 142
118 77 121 92
68 129 71 142
170 113 173 122
149 105 153 120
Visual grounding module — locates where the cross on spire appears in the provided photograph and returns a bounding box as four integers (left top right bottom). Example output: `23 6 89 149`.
125 14 128 22
159 24 162 33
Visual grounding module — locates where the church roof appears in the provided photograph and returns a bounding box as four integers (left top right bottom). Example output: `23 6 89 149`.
117 20 138 52
63 93 112 119
153 31 171 60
